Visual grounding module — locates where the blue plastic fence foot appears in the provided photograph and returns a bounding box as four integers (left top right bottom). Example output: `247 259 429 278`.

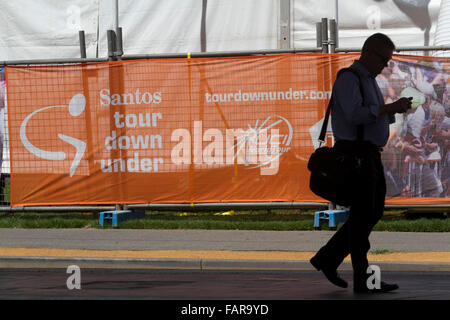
98 209 146 227
313 209 349 230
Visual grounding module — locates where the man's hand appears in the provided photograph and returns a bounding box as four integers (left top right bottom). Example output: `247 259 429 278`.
392 97 413 113
380 97 412 115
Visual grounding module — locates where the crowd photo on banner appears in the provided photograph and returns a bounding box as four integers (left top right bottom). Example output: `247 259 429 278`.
378 58 449 198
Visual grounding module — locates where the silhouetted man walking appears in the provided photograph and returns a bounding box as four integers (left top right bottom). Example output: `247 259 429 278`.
310 33 412 293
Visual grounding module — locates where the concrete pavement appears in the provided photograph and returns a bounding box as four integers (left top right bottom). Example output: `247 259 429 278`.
0 228 449 271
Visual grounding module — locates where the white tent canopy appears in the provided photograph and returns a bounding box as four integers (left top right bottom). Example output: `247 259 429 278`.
0 0 447 60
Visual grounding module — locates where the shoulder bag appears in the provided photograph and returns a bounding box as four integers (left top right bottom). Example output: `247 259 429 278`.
307 68 364 207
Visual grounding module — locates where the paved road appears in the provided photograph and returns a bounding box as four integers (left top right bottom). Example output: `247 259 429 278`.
1 228 449 301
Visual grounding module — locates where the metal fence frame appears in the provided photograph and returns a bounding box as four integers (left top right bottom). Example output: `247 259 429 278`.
0 20 449 212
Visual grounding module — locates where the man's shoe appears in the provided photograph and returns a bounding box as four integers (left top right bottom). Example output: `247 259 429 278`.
310 255 348 288
354 281 399 293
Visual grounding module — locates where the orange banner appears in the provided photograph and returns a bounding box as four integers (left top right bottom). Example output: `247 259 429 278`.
5 53 450 206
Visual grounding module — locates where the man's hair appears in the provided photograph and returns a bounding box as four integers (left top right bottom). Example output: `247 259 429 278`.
362 33 395 53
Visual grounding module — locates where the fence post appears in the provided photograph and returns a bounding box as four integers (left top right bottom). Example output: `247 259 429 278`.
316 22 323 49
321 18 329 53
107 28 125 211
329 19 337 53
116 27 123 60
318 17 335 211
78 30 87 59
107 29 117 61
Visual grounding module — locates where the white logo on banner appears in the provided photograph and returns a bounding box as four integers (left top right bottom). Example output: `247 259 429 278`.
309 116 334 150
20 93 87 177
170 115 293 176
238 115 293 170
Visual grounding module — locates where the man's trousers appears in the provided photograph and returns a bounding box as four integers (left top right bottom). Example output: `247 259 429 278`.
313 140 386 287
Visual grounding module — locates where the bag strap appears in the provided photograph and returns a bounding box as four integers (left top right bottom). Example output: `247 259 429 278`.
319 67 364 146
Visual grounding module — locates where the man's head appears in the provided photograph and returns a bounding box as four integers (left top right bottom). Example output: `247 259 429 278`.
359 33 396 76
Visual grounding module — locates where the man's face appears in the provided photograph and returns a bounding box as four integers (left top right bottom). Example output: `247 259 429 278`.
367 47 393 75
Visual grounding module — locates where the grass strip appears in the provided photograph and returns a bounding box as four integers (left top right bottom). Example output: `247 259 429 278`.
0 210 448 232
